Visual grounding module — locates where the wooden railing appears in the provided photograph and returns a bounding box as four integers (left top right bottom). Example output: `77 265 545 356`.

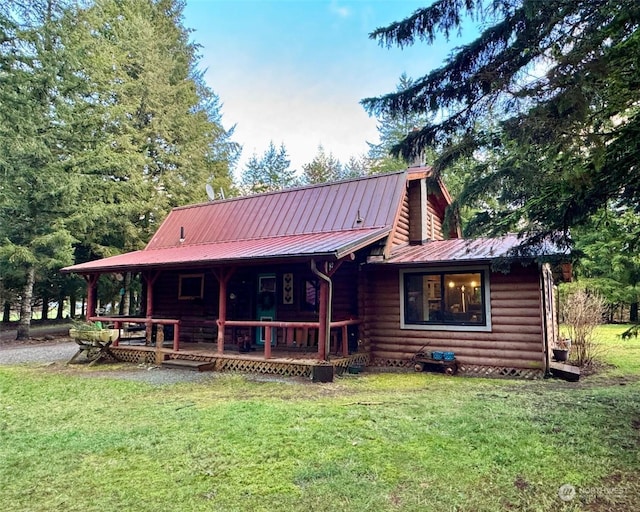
90 316 181 351
91 315 360 361
221 318 360 359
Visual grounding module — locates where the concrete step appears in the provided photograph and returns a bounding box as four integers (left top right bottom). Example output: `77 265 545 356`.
162 358 215 372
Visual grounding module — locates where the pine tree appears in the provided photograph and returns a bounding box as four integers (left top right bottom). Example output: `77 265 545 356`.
366 73 431 174
301 145 343 185
240 141 296 194
362 0 640 247
0 0 83 338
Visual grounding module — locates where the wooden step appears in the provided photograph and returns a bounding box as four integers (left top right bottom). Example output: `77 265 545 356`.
549 361 580 382
161 359 215 372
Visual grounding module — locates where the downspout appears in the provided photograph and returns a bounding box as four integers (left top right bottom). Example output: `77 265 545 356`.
311 259 332 361
540 267 551 377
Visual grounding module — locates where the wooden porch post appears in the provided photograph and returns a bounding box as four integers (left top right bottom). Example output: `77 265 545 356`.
317 279 328 360
143 271 160 341
84 274 99 320
213 267 235 355
264 324 272 359
142 271 160 362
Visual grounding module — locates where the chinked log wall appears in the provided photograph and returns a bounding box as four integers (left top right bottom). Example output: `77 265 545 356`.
364 264 545 375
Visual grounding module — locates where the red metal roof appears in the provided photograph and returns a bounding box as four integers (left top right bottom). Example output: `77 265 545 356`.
63 172 407 273
147 171 406 249
381 234 563 265
64 228 389 273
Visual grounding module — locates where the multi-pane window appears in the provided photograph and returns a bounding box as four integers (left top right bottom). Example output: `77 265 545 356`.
403 270 488 327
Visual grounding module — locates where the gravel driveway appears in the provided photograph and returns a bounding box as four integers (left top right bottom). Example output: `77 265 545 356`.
0 338 218 386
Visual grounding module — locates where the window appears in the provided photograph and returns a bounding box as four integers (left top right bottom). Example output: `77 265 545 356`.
178 274 204 300
400 268 491 331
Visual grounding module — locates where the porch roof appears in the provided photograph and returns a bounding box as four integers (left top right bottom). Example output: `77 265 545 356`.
62 227 390 274
378 234 566 265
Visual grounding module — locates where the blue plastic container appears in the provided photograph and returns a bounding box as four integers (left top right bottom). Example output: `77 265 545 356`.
443 351 455 361
431 351 444 361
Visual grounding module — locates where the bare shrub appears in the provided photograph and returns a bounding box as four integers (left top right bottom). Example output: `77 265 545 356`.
561 287 607 367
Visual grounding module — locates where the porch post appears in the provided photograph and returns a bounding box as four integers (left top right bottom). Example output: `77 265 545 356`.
213 267 235 355
142 271 160 362
317 279 328 360
84 274 99 320
311 259 333 361
144 271 159 343
264 324 272 359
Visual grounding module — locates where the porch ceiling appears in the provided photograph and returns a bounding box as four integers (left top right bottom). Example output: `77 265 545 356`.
62 227 390 274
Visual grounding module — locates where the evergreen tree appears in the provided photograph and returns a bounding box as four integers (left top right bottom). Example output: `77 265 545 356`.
240 141 296 194
0 0 239 335
362 0 640 247
574 206 640 322
301 145 343 185
342 155 370 179
0 0 83 338
366 73 431 174
68 0 238 257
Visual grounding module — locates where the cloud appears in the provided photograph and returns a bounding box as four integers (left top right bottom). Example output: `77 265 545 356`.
329 1 351 19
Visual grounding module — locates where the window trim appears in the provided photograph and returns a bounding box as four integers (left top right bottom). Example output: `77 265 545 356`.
399 266 492 332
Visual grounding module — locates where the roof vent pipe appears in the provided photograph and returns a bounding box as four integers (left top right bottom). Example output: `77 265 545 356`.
179 226 185 243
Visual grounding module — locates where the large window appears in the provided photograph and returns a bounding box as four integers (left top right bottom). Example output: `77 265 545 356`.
401 268 491 331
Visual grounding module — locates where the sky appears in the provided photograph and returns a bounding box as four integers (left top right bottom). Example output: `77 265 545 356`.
182 0 474 176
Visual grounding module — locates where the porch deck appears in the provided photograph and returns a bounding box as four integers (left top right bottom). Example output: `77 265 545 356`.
110 341 369 379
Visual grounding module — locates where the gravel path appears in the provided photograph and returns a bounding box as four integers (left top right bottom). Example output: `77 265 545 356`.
0 341 78 365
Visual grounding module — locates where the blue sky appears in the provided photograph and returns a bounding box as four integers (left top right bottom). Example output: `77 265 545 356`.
182 0 474 175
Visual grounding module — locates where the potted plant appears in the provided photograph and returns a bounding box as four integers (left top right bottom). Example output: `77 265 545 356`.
552 337 571 362
69 321 119 343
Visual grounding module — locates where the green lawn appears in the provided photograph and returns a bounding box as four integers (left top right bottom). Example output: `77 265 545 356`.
0 325 638 511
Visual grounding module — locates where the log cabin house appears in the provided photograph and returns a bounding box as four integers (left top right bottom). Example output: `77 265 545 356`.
62 166 565 379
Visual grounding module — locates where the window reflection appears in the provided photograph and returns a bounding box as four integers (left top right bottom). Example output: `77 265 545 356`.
405 271 485 326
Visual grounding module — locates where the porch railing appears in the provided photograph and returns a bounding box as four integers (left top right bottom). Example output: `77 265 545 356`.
90 316 181 351
220 318 361 359
90 315 360 361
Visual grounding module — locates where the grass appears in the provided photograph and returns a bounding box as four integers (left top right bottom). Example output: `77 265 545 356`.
0 325 639 511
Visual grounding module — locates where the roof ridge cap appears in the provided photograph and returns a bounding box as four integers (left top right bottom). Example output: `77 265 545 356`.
171 171 408 212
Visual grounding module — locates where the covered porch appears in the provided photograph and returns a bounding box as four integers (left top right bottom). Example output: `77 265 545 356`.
74 255 366 379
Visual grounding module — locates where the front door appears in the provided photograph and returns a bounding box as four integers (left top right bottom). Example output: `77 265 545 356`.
256 273 276 345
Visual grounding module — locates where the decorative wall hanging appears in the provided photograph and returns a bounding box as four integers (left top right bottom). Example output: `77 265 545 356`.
282 273 294 304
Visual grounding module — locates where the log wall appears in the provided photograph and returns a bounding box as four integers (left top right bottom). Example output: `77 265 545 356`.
426 191 445 241
150 262 360 345
391 194 410 248
363 263 546 373
391 182 446 248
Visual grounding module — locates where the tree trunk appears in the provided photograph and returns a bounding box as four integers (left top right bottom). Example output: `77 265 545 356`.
631 302 638 323
2 301 10 323
42 293 49 320
56 293 65 320
16 266 36 340
69 293 76 319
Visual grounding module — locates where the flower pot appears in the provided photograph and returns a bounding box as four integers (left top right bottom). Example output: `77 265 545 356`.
552 348 569 362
